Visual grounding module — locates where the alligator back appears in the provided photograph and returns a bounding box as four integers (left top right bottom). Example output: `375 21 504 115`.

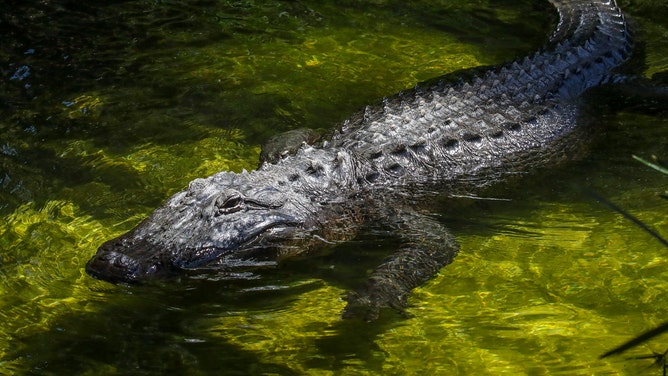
321 0 633 191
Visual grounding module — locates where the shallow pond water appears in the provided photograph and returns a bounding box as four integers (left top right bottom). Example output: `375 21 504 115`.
1 0 667 374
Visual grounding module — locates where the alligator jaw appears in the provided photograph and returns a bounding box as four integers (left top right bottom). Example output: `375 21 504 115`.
86 219 302 284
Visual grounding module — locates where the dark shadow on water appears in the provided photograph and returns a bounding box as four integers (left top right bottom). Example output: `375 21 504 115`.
6 290 300 375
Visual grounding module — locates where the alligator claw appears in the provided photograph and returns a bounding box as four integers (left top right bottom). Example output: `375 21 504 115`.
342 293 380 322
342 279 409 321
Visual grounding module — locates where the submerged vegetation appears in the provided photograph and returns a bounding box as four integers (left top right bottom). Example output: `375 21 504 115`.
0 0 667 374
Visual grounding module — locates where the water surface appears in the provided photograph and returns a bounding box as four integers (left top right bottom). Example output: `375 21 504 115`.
1 0 667 374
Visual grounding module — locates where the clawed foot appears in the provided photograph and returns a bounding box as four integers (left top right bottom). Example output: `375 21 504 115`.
342 279 410 321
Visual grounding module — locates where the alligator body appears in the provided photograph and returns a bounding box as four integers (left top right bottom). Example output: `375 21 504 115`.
87 0 633 319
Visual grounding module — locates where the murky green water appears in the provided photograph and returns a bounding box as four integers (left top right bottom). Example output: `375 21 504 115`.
1 0 667 374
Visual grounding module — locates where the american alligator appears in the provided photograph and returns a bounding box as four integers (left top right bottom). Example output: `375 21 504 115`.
87 0 634 319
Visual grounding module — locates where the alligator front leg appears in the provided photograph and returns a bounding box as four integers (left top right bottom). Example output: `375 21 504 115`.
343 209 459 321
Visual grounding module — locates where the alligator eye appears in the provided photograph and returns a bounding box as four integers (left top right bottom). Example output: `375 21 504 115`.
214 190 244 215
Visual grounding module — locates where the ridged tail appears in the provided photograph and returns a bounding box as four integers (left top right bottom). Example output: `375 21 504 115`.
547 0 633 94
550 0 623 42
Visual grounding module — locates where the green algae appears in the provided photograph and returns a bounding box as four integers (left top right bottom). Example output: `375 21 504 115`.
0 0 667 374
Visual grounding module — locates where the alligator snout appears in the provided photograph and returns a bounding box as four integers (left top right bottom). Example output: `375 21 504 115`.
86 239 172 284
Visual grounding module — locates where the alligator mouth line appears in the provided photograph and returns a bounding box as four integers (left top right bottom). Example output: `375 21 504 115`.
172 220 302 271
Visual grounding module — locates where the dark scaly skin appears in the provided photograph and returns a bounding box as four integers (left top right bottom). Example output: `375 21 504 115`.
87 0 633 320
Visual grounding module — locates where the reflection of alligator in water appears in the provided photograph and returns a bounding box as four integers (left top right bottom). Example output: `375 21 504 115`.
87 0 635 319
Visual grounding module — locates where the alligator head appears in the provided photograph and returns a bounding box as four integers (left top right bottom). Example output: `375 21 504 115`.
86 171 308 284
